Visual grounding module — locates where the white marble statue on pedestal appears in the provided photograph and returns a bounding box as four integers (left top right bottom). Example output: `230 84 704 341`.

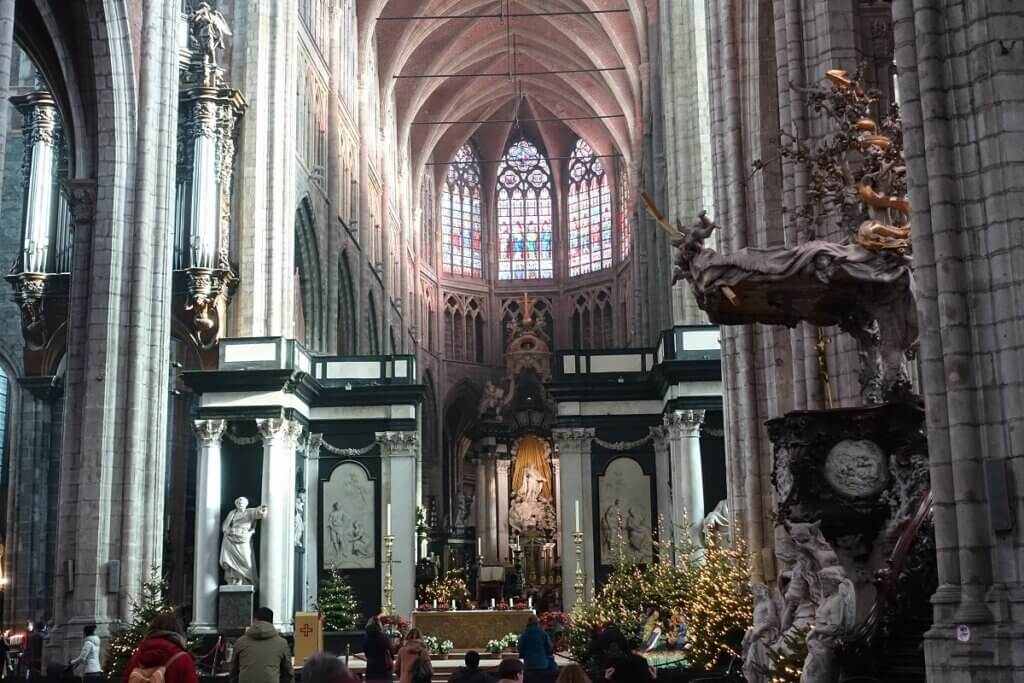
220 496 267 585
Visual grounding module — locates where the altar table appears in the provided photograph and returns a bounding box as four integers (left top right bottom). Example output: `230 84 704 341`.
410 609 533 649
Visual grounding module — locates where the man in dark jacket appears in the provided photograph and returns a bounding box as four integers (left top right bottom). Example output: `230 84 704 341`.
231 608 294 683
448 651 492 683
517 615 556 674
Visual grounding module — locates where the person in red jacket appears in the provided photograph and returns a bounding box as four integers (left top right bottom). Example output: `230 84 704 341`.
121 612 198 683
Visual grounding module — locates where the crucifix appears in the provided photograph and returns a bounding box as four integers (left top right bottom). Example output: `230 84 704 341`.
521 291 533 325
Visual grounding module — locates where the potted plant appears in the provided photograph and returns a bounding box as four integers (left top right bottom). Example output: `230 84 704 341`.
502 633 519 656
435 639 454 659
486 639 505 656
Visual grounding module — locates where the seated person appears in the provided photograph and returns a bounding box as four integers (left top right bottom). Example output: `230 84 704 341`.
449 651 493 683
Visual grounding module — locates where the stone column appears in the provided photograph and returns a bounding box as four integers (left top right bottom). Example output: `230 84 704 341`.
191 419 226 633
473 456 493 561
665 410 705 547
553 428 593 609
377 431 419 615
551 458 561 564
257 418 302 633
495 458 511 564
300 434 322 611
650 426 673 541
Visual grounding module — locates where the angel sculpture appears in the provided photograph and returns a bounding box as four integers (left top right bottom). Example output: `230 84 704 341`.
800 566 856 683
742 583 781 683
190 2 232 69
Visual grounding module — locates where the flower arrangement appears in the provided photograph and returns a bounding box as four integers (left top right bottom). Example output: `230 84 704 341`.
495 601 510 611
486 633 520 655
421 635 455 656
380 615 409 641
513 601 527 609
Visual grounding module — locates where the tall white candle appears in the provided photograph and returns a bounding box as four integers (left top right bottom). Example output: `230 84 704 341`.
387 503 392 535
528 597 533 609
478 536 483 557
491 598 496 609
433 599 438 609
574 500 581 532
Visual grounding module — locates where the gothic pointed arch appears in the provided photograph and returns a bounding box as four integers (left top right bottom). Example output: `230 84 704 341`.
441 141 482 278
338 249 357 355
496 136 553 281
567 138 612 276
294 196 323 351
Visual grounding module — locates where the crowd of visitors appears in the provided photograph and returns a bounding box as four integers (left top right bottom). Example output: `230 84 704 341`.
29 605 659 683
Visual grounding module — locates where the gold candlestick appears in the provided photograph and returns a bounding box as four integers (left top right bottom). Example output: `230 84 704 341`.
573 530 585 600
384 533 395 616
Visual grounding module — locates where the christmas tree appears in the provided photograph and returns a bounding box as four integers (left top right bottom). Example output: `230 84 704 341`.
766 626 809 683
681 534 753 670
105 568 174 679
314 566 363 631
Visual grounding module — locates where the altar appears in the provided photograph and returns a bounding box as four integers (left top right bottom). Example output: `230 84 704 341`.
410 610 534 649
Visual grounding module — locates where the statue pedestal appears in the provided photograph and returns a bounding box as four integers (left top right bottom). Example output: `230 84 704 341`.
218 585 254 635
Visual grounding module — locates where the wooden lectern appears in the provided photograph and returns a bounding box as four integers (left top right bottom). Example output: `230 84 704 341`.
293 613 323 667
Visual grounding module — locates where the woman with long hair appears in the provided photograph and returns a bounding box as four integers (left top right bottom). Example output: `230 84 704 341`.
302 653 357 683
395 628 432 683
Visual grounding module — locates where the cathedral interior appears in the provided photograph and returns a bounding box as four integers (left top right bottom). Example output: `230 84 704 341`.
0 0 1021 681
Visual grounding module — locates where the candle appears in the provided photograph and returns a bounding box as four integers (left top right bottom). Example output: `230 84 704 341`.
478 537 483 557
433 599 437 609
528 597 533 609
387 503 392 535
574 500 580 532
491 598 496 609
452 600 457 610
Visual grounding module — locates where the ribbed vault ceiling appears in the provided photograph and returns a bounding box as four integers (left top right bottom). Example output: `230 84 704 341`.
359 0 647 190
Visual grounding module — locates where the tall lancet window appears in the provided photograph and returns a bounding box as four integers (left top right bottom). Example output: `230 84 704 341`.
497 138 553 280
619 167 631 259
568 139 612 276
441 143 482 277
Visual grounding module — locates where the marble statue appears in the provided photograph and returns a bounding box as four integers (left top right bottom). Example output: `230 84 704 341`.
189 1 232 68
294 493 305 549
454 491 473 528
788 520 840 569
800 566 856 683
743 583 781 683
479 381 505 416
701 498 730 545
220 496 267 585
519 464 547 503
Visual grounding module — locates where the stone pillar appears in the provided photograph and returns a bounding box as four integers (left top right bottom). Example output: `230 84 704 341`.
257 418 302 633
191 419 226 633
495 458 511 564
473 457 492 561
553 428 593 609
301 434 322 611
665 410 705 546
650 426 673 540
377 431 419 615
551 458 561 564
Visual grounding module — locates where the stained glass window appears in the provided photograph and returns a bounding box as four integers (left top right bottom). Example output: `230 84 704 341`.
620 167 631 259
441 143 482 277
497 139 553 280
568 139 612 277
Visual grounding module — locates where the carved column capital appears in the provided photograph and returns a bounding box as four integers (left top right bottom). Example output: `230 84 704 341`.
552 427 595 453
375 430 419 457
60 178 98 226
192 418 226 443
664 409 705 437
495 458 511 475
305 432 323 459
257 418 303 448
